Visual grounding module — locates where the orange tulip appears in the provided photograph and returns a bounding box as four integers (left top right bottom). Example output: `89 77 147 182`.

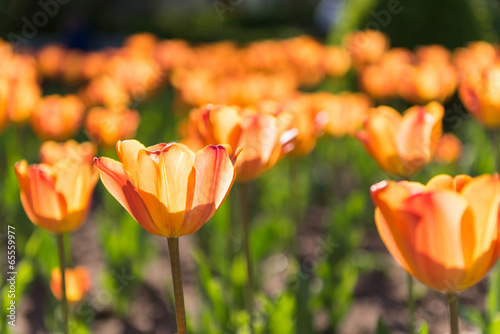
371 174 500 292
459 64 500 128
356 102 444 178
15 141 98 234
324 45 351 78
256 96 326 157
344 30 389 69
84 107 141 147
95 140 240 237
181 105 296 182
31 95 85 141
50 266 91 304
80 75 130 108
358 48 412 100
39 140 96 165
0 75 9 132
37 44 66 79
316 92 372 137
398 62 458 104
434 133 463 164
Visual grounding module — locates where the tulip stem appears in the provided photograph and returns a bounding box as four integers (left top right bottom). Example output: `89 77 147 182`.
239 183 254 333
446 292 459 334
491 129 500 172
56 233 69 334
167 237 188 334
408 274 415 334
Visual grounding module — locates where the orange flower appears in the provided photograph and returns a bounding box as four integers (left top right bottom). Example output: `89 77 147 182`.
95 140 240 237
358 48 413 100
39 140 96 165
15 141 98 234
80 75 130 108
50 266 91 304
0 75 9 132
182 105 296 182
324 45 351 78
37 44 66 79
371 174 500 292
256 96 326 157
31 95 85 141
316 92 372 137
356 102 444 178
459 64 500 128
344 30 389 69
84 107 140 147
398 62 458 104
434 133 463 164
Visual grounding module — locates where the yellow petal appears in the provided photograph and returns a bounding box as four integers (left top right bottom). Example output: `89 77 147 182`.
181 145 236 235
95 157 158 235
117 139 145 184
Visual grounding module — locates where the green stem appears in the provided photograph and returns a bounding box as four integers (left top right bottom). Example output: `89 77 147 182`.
491 129 500 172
408 274 415 334
56 234 69 334
167 237 187 334
239 183 254 333
446 292 459 334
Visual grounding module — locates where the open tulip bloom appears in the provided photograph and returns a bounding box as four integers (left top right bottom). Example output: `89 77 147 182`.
371 174 500 333
356 101 444 178
95 140 240 334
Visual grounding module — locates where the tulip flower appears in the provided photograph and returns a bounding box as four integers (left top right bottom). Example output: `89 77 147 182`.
50 266 91 304
324 45 351 78
39 140 96 166
316 92 372 137
95 140 240 334
16 140 98 334
0 75 9 132
31 95 85 141
95 140 240 237
256 96 327 157
434 133 463 164
84 107 140 147
15 141 98 234
371 173 500 292
459 64 500 128
344 30 389 69
398 62 458 104
182 105 296 183
357 48 412 101
37 44 66 79
356 102 444 178
372 174 500 334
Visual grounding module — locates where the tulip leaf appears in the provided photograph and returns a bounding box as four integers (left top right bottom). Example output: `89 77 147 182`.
418 321 429 334
488 264 500 316
375 317 391 334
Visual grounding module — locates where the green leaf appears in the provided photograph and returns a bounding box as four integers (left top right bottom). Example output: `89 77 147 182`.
418 321 429 334
375 317 391 334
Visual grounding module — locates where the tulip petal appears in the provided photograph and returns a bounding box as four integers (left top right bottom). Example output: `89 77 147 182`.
460 175 500 287
181 145 236 235
371 181 421 275
397 102 443 168
95 157 158 235
134 149 168 234
426 174 454 191
15 161 68 232
356 107 402 176
158 143 196 236
211 106 242 147
405 191 468 291
117 140 145 184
